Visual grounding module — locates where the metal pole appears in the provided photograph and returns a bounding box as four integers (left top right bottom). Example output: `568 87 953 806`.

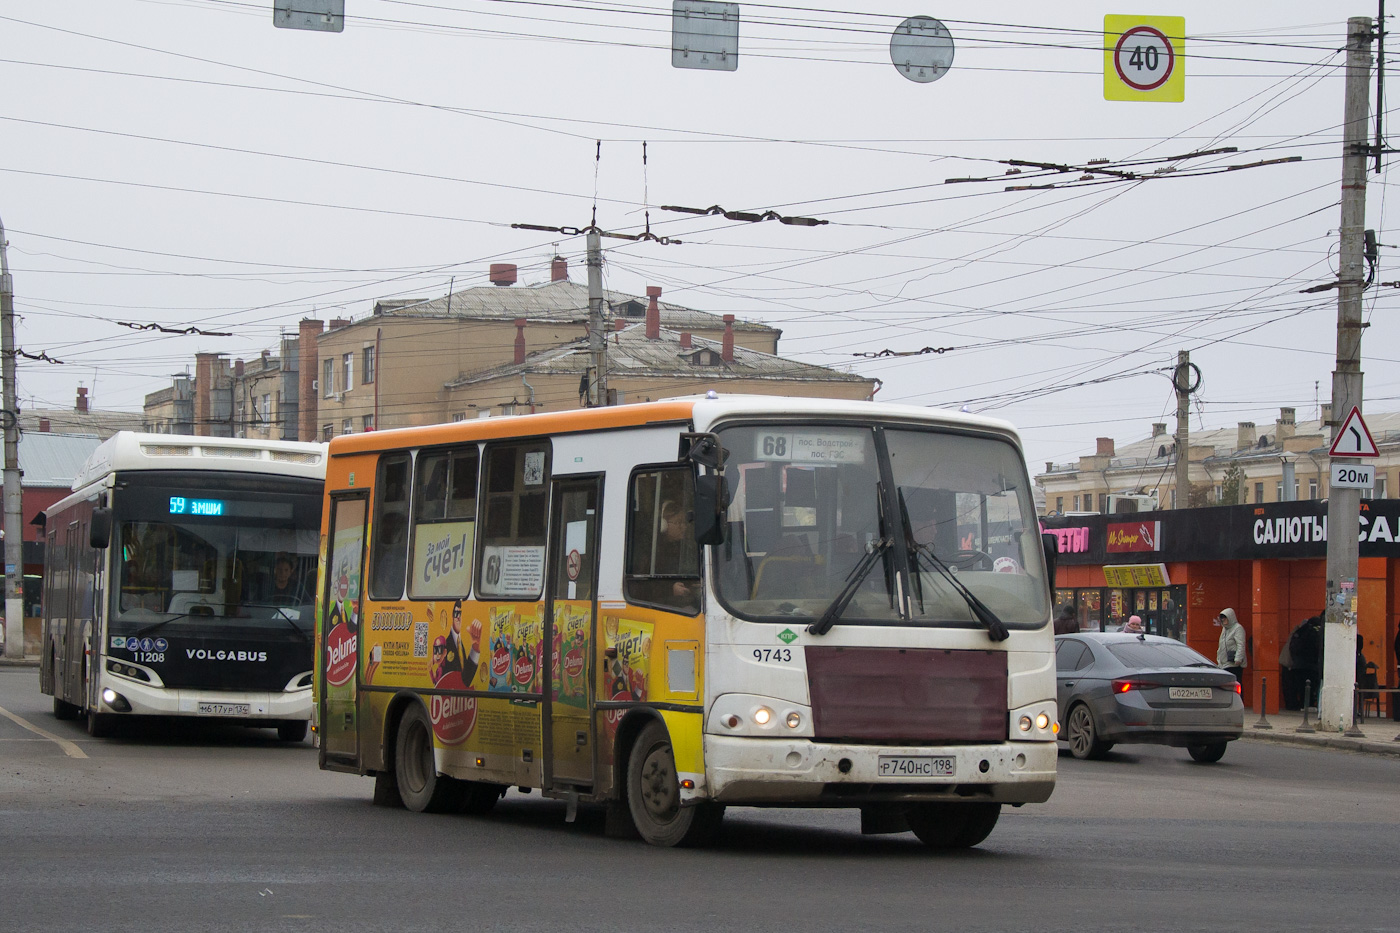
585 229 608 406
0 215 24 659
1297 679 1316 733
1319 17 1374 731
1252 675 1273 730
1174 350 1190 508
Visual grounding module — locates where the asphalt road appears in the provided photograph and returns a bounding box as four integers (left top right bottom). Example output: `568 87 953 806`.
2 665 1397 933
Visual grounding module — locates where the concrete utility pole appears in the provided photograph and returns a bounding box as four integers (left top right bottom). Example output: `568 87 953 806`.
1318 16 1373 731
1 216 23 659
1174 350 1190 508
585 229 608 406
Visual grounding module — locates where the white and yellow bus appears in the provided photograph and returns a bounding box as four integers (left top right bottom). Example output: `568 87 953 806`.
314 395 1058 848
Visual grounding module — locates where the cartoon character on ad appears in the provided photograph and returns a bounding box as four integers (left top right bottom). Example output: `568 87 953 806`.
430 599 482 745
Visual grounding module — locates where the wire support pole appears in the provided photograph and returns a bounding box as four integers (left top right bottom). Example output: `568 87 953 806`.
1319 16 1374 730
586 229 608 407
0 214 25 659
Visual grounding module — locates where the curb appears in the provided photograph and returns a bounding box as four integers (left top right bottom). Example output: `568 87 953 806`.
1240 728 1400 759
0 658 39 668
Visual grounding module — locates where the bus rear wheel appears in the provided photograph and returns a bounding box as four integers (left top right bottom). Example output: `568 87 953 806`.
625 721 724 847
53 696 81 721
906 802 1001 849
394 704 458 813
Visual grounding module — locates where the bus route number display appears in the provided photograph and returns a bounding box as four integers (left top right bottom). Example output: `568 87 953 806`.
755 432 866 464
169 497 225 516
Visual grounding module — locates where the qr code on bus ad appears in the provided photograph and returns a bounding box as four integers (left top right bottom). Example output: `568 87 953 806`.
413 622 428 658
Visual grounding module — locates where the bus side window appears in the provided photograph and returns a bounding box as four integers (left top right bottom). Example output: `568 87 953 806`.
624 467 701 615
477 441 550 600
370 453 411 599
409 446 479 599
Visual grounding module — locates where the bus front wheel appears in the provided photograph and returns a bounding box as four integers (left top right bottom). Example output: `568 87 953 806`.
276 720 308 743
394 704 457 813
53 696 81 721
906 802 1001 849
625 721 724 847
86 707 112 738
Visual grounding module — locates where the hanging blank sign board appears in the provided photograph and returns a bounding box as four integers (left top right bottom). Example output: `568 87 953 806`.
890 16 954 84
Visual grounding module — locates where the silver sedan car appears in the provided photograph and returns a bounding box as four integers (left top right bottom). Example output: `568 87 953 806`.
1055 632 1244 763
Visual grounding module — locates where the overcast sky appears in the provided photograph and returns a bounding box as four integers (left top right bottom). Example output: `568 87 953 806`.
0 0 1390 472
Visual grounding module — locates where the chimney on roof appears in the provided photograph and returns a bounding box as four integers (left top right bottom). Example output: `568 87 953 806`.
490 263 517 286
39 418 50 433
645 286 662 340
298 318 324 442
680 332 692 349
329 318 350 330
75 386 89 413
1151 422 1167 437
261 349 270 363
1320 403 1333 425
551 256 568 282
234 358 245 377
1237 421 1257 450
722 314 735 362
1276 407 1296 441
615 318 626 332
1096 437 1115 457
514 318 527 365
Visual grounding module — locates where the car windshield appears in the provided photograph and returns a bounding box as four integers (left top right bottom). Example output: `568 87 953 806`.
709 422 1048 628
1107 641 1215 669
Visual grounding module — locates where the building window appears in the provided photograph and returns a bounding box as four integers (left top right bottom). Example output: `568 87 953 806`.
322 424 333 442
1254 482 1264 504
1055 496 1063 513
1097 493 1107 513
363 345 375 384
1309 478 1318 499
343 352 354 392
342 419 353 435
1072 495 1080 511
260 394 271 424
323 359 334 398
1377 473 1388 498
363 414 375 432
1276 482 1283 501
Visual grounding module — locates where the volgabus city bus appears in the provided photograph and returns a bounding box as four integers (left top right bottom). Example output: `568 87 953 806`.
39 433 327 739
314 396 1058 848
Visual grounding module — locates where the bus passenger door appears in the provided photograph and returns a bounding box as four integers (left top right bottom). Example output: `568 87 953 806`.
543 476 602 791
320 494 367 769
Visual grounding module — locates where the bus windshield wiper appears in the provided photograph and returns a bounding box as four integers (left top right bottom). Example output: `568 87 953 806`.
908 541 1010 643
242 602 313 640
134 612 200 637
808 537 890 637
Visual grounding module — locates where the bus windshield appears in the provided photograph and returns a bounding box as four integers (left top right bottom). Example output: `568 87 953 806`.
113 482 320 634
711 423 1048 628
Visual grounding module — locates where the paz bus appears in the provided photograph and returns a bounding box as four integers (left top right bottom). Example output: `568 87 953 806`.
314 395 1058 848
40 433 327 739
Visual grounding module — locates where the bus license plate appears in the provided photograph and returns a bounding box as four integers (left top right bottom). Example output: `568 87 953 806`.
198 702 250 716
877 755 955 778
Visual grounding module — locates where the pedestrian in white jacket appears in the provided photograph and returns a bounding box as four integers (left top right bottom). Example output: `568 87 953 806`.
1217 607 1247 682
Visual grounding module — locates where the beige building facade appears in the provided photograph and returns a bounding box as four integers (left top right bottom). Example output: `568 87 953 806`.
146 257 874 440
1037 406 1400 515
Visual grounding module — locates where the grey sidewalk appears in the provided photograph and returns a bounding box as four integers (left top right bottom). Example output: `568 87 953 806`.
1239 703 1400 758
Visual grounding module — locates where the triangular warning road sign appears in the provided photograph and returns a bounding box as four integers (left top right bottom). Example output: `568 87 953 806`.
1329 406 1380 457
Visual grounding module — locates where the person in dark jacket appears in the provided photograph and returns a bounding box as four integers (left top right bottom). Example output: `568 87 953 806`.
1053 604 1078 635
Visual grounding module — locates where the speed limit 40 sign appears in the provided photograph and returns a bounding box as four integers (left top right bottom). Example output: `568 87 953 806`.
1104 15 1185 103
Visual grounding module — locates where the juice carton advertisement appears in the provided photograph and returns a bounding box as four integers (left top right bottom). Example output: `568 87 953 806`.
511 613 542 702
551 604 589 708
602 616 652 729
488 605 516 693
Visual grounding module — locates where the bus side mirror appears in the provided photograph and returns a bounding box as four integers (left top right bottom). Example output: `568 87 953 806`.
694 474 730 546
91 508 113 549
1040 532 1059 592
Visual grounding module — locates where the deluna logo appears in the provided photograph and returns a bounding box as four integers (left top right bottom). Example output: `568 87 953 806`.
186 649 269 662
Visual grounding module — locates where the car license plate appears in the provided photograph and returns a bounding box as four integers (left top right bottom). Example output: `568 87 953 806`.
198 702 250 716
877 755 955 778
1168 687 1212 700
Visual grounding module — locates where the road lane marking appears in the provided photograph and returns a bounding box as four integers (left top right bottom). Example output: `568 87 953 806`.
0 704 88 759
